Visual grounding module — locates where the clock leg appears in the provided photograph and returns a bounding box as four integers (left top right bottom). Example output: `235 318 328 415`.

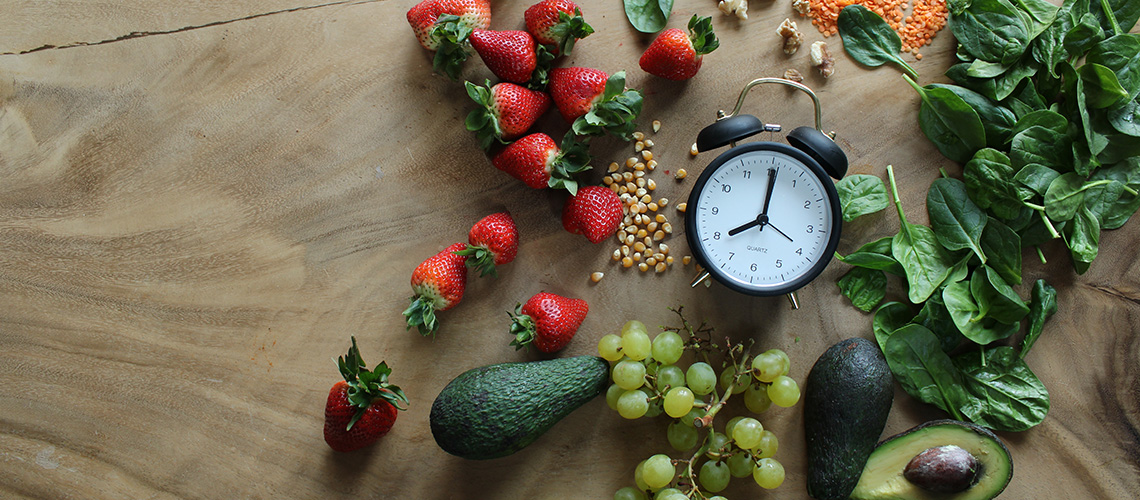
786 291 800 310
690 270 712 288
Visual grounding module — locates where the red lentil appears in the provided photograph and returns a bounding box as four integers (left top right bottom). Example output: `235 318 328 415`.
802 0 947 59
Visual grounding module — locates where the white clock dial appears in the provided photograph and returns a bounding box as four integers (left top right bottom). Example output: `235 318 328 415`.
690 148 835 293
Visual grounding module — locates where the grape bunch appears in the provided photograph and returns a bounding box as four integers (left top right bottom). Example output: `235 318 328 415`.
598 308 800 500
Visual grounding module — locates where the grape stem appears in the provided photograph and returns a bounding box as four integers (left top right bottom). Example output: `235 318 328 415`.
694 339 754 429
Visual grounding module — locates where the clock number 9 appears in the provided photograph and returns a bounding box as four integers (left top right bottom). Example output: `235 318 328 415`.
711 207 719 215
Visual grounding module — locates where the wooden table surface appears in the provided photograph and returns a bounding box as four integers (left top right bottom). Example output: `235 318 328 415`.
2 1 1138 498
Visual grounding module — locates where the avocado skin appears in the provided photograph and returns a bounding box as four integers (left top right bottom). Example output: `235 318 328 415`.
429 355 609 460
851 419 1013 500
804 337 894 500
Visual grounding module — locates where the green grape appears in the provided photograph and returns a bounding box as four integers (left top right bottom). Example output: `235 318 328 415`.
751 351 786 383
703 431 729 459
642 454 675 489
651 331 684 365
755 430 778 459
613 360 647 390
654 489 686 500
718 365 748 394
644 358 658 376
614 486 647 500
598 334 624 361
708 497 728 500
663 387 695 418
686 362 716 395
744 383 773 414
753 457 785 489
617 390 649 419
667 420 699 451
765 348 790 372
680 408 702 427
655 365 685 392
606 384 625 410
731 417 764 450
723 416 743 438
699 460 731 493
634 460 648 490
767 375 800 407
622 322 652 361
727 451 755 478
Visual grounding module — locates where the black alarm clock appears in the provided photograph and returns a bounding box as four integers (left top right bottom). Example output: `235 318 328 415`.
685 78 848 308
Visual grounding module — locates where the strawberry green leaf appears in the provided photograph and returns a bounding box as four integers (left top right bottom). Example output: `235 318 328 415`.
548 133 593 195
336 337 409 431
455 245 499 277
571 71 643 139
431 15 473 81
688 15 720 56
464 80 506 151
551 9 595 56
507 304 538 350
527 44 557 91
403 296 441 336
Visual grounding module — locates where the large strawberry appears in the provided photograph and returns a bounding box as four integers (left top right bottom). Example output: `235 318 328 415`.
404 242 469 336
639 15 720 81
406 0 492 79
548 68 643 139
324 337 408 453
465 81 551 150
509 292 589 353
524 0 595 56
491 132 592 194
455 212 519 277
468 29 554 86
561 185 623 243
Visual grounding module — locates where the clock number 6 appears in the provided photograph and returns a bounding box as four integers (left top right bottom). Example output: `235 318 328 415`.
750 263 758 272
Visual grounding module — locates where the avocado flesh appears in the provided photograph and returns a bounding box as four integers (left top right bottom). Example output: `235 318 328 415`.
850 420 1013 500
430 355 609 460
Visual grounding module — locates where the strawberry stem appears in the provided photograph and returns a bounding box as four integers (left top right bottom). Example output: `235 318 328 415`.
570 71 643 140
403 296 441 336
465 80 507 151
337 337 409 431
455 245 499 277
688 15 720 56
431 15 473 80
507 304 538 350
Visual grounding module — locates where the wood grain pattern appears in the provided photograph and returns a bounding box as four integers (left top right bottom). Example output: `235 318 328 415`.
1 0 1137 498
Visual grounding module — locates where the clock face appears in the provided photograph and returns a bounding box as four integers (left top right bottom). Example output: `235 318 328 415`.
686 143 842 296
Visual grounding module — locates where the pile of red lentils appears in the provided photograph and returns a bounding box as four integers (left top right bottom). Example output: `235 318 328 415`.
798 0 948 59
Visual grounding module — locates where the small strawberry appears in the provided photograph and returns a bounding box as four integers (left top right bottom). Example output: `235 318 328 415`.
324 337 408 453
509 292 589 353
561 185 624 243
468 29 554 86
406 0 492 79
404 242 469 336
524 0 595 56
455 212 519 277
639 15 720 81
548 68 643 139
465 81 552 150
491 132 592 194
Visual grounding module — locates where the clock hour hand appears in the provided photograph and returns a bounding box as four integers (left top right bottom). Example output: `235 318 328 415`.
728 216 763 236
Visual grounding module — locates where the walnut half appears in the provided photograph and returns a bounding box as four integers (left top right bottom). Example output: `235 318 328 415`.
811 41 835 78
777 18 804 55
718 0 748 20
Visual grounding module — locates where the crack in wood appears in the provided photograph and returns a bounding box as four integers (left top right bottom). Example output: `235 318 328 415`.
0 0 382 56
1087 283 1140 307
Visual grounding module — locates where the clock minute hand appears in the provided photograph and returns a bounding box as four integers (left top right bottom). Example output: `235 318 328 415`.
759 167 778 217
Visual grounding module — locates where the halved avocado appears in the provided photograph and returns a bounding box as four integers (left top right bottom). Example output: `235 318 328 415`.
850 419 1013 500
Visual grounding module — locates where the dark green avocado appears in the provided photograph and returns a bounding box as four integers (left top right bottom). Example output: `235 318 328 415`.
429 355 609 460
851 419 1013 500
804 337 894 500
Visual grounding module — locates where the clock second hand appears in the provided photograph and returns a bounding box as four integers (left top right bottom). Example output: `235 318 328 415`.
765 222 794 242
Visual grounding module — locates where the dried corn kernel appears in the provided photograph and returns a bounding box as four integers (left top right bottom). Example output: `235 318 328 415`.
633 131 646 141
683 255 692 265
635 141 645 152
608 162 620 173
643 236 653 247
654 230 665 241
639 262 649 272
642 150 654 161
660 243 670 255
676 202 687 213
641 194 652 204
633 252 642 261
634 241 647 253
591 272 604 283
666 256 675 265
622 171 634 182
622 257 633 268
652 120 661 132
626 157 638 168
634 162 646 171
648 222 659 232
612 249 621 261
675 168 688 180
609 184 621 193
647 202 659 212
636 178 646 188
646 257 657 266
655 262 667 273
647 159 658 171
690 143 699 156
647 179 657 191
653 252 665 261
644 139 655 148
658 197 669 207
655 214 667 223
636 229 648 239
662 223 673 234
634 170 646 178
603 175 614 186
621 245 631 257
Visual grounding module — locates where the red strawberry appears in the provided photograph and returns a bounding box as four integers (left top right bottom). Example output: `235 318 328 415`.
465 81 551 150
548 68 643 139
509 292 589 352
491 132 592 194
324 337 408 453
639 15 720 81
524 0 595 56
469 30 539 85
562 185 623 243
455 212 519 277
406 0 492 79
404 242 468 336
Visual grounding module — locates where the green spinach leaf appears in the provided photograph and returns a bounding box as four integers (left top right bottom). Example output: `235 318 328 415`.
1064 12 1107 55
964 148 1025 219
885 325 969 420
836 174 889 221
943 278 1020 345
953 0 1031 65
980 217 1022 284
888 167 957 303
915 292 967 352
1107 96 1140 136
1067 205 1101 273
837 237 906 276
838 5 920 79
928 177 989 262
1010 125 1072 170
930 84 1018 147
873 301 913 352
1011 0 1061 39
624 0 673 33
971 265 1030 324
1079 62 1130 109
1045 172 1092 220
1014 164 1061 198
1089 159 1140 228
906 76 987 163
954 346 1050 431
837 267 889 312
1086 35 1140 101
1020 280 1058 357
1091 0 1140 34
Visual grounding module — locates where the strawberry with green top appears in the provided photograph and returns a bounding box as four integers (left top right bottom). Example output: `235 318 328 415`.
639 15 720 81
404 242 469 336
406 0 492 79
455 212 518 277
468 30 555 87
509 292 589 353
548 68 643 140
561 185 623 243
324 337 408 453
491 132 592 194
465 81 551 150
524 0 594 56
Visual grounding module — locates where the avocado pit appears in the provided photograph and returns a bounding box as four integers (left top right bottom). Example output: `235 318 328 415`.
903 445 980 493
